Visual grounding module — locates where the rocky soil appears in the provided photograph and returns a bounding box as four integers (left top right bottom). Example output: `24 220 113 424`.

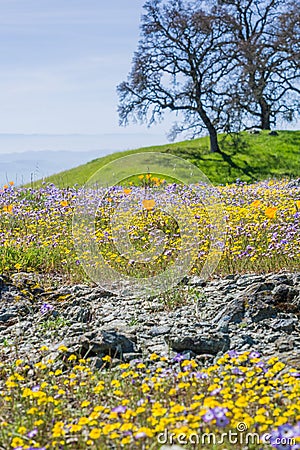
0 271 300 370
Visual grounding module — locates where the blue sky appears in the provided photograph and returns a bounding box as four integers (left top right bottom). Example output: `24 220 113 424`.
0 0 174 152
0 0 298 155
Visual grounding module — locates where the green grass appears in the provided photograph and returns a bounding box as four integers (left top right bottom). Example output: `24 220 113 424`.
28 130 300 188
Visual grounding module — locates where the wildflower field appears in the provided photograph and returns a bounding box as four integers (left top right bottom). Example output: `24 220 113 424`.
0 178 299 281
0 350 300 449
0 177 300 449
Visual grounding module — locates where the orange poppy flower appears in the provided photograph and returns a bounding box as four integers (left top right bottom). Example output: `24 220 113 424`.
3 205 13 213
251 200 261 208
142 199 155 211
60 200 68 207
123 188 132 195
265 207 277 219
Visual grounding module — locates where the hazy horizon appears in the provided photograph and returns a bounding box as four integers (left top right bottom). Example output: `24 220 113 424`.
0 131 174 154
0 148 114 186
0 131 177 185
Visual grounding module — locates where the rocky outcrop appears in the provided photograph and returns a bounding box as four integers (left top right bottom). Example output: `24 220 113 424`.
0 271 299 369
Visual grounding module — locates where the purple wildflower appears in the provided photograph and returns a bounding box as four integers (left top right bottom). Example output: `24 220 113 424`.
293 422 300 436
32 385 40 392
232 367 243 375
195 371 209 379
210 387 221 396
28 448 46 450
269 425 296 450
290 372 300 378
249 350 261 359
112 405 126 414
216 416 230 427
278 424 296 439
213 407 228 418
40 303 54 314
135 431 147 439
202 407 229 426
172 353 185 363
203 410 215 422
27 428 38 438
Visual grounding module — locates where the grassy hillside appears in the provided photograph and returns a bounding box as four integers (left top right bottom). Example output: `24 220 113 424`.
29 130 300 187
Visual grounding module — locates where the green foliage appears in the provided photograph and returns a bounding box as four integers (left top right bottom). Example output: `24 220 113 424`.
39 316 70 331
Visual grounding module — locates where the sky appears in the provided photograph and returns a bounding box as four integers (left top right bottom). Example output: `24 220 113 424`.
0 0 174 153
0 0 298 156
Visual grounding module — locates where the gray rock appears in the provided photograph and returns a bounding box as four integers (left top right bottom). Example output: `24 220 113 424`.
88 330 137 356
275 337 294 352
212 298 245 332
188 276 206 287
102 314 118 323
273 284 293 302
266 274 290 284
266 333 281 343
225 274 236 280
243 281 275 296
246 301 277 322
89 356 105 369
271 318 297 333
0 270 299 369
236 275 265 288
123 352 143 362
166 331 230 355
149 325 171 336
64 306 92 323
0 311 17 322
248 128 261 134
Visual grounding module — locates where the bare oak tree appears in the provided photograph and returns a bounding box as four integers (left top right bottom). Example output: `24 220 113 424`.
118 0 236 153
118 0 299 150
221 0 300 129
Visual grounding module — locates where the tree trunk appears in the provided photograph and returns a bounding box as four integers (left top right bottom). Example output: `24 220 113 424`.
208 127 220 153
259 99 271 130
198 105 221 153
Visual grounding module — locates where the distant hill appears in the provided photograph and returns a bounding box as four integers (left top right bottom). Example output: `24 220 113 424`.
28 131 300 187
0 150 113 186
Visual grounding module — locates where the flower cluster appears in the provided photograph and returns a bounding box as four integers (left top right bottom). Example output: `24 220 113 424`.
0 350 299 449
0 178 299 279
